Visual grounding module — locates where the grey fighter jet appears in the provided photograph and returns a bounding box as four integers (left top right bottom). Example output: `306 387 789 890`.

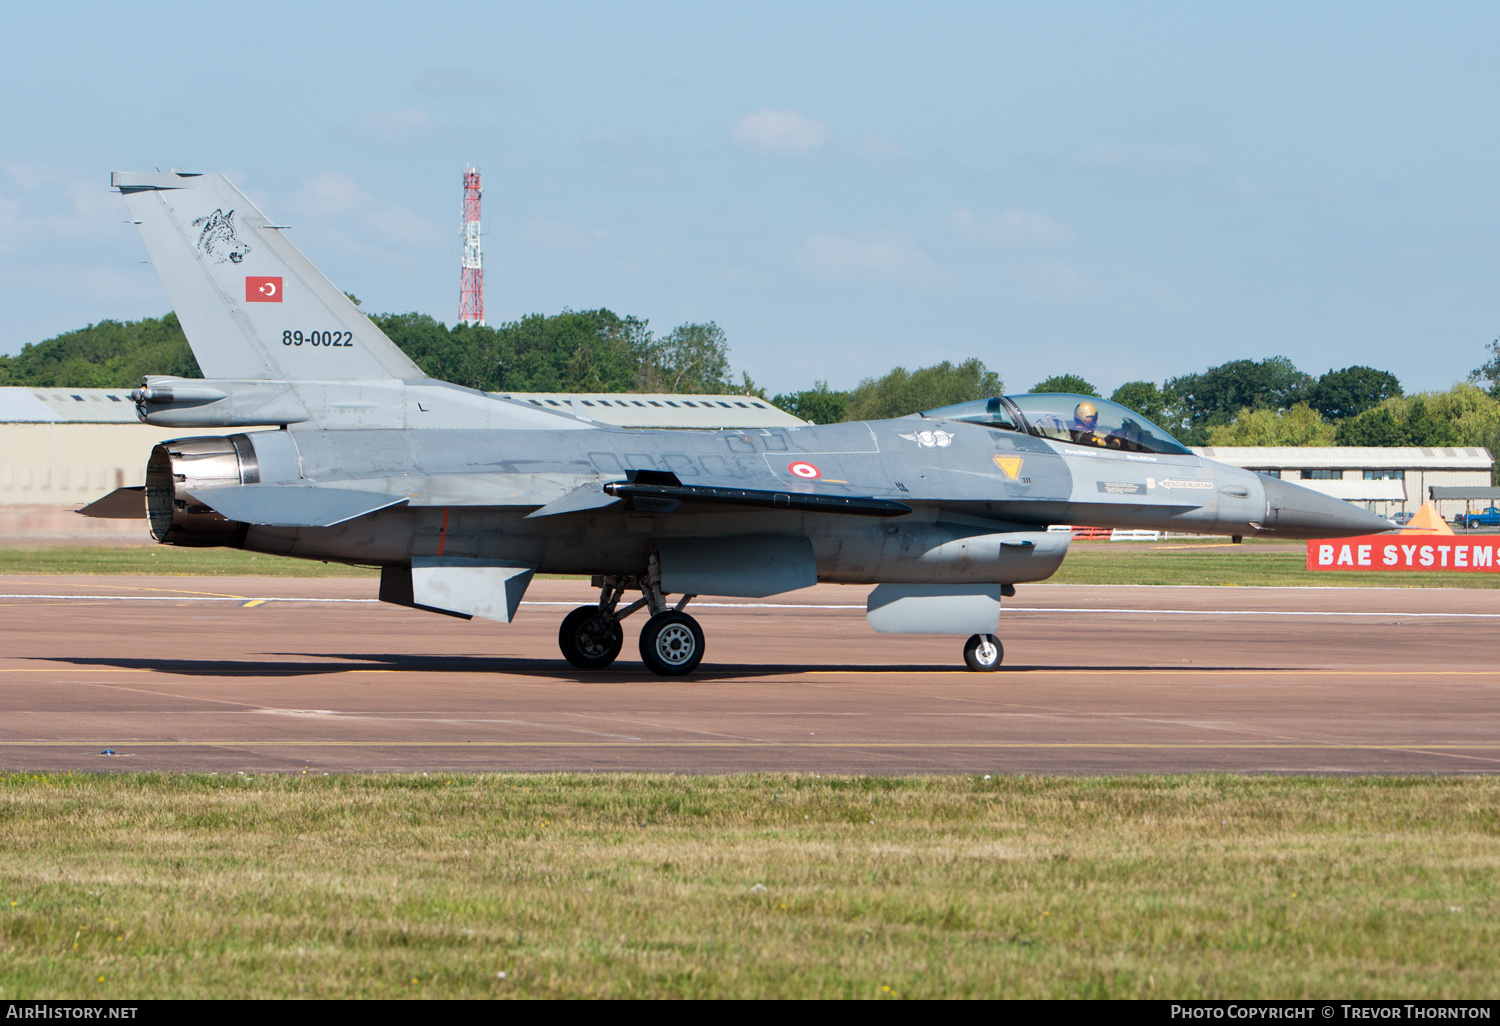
92 171 1390 674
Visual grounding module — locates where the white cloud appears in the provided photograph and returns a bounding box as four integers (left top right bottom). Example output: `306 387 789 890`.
414 69 523 96
856 134 905 165
1005 260 1106 303
731 109 830 154
0 162 122 253
796 233 940 289
347 107 438 146
293 172 372 219
368 204 444 248
517 217 609 255
583 128 652 162
951 207 1073 249
1081 142 1220 172
289 172 442 248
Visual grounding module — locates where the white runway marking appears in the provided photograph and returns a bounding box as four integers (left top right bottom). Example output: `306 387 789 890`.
1 594 1498 618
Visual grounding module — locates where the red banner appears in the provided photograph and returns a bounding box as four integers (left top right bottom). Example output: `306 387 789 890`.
1307 535 1500 572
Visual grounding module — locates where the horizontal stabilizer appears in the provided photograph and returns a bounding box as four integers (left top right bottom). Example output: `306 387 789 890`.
604 481 911 518
188 484 408 527
524 483 624 518
77 487 145 519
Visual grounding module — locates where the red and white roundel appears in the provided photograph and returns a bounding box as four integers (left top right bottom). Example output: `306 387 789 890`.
788 461 821 480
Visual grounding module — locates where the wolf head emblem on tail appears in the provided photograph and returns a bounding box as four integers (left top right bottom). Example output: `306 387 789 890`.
190 208 251 264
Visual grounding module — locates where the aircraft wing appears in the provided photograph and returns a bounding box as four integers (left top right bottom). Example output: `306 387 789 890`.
525 470 911 519
605 480 911 517
187 484 409 528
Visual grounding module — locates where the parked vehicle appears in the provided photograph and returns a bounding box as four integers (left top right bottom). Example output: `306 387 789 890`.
1455 507 1500 528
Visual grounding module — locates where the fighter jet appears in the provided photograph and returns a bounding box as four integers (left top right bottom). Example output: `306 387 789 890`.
89 171 1390 674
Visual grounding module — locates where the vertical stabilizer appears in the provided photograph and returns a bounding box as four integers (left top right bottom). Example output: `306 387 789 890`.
112 171 423 382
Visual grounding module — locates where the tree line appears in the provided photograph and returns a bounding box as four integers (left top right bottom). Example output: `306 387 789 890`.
4 308 1498 456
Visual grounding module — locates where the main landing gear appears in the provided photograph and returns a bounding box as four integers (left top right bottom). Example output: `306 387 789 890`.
558 563 703 676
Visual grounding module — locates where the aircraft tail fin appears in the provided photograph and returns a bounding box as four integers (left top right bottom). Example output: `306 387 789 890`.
112 171 424 382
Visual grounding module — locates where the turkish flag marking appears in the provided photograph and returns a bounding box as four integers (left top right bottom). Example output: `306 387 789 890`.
245 276 283 303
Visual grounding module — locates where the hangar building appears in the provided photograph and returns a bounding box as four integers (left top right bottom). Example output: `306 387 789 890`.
1192 445 1495 519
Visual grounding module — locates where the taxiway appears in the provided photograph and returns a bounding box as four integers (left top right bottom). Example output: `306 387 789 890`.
2 575 1496 774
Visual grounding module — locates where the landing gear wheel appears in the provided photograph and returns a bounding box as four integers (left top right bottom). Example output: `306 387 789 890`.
964 633 1004 672
559 605 624 669
638 610 705 676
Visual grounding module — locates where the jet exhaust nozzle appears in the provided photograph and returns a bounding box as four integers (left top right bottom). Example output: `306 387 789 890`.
145 434 259 546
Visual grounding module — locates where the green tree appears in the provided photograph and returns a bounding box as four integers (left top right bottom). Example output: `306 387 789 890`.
1205 404 1336 446
642 321 733 393
10 306 761 398
375 308 658 394
0 313 200 387
1334 384 1500 453
1469 338 1500 399
1030 374 1098 396
1334 406 1405 446
371 312 483 385
843 359 1002 421
1108 380 1184 429
1402 396 1457 446
1167 356 1314 433
491 309 648 393
1308 366 1402 421
771 381 849 424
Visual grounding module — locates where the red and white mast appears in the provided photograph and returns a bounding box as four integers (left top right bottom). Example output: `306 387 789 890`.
458 166 484 325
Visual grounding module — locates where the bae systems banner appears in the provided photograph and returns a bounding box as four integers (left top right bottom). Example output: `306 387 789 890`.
1307 536 1500 572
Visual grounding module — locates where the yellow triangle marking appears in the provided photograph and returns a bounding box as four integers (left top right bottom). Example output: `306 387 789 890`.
993 456 1023 479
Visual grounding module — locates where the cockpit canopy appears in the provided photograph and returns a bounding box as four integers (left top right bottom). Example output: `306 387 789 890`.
921 393 1192 456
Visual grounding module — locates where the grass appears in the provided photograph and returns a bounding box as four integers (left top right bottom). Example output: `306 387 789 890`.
1 773 1496 999
3 541 1496 588
0 546 377 578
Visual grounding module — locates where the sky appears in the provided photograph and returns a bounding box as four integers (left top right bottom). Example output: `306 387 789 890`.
2 1 1498 398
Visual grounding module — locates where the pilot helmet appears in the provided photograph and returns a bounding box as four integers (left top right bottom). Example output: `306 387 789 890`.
1074 400 1099 426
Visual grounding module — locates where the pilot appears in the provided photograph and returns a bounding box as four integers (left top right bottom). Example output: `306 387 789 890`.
1070 401 1107 446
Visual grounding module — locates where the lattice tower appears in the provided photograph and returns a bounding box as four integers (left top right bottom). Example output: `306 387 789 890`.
458 167 484 325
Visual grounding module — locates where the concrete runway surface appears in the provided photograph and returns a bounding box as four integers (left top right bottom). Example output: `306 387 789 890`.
1 574 1497 774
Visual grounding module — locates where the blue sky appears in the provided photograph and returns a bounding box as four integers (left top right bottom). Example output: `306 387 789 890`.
2 1 1497 397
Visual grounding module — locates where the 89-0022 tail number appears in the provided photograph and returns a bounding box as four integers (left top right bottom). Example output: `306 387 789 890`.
283 330 354 347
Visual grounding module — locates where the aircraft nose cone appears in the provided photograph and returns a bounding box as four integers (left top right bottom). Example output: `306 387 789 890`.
1260 475 1395 538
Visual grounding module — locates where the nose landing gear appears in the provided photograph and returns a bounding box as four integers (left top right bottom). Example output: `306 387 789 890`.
963 633 1004 671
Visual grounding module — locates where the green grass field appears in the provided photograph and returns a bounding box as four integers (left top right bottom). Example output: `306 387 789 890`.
0 546 377 578
2 541 1495 588
1 774 1495 999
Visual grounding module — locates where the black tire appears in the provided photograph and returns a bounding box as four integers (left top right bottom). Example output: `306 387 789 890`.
963 633 1004 672
638 611 705 676
558 605 623 669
